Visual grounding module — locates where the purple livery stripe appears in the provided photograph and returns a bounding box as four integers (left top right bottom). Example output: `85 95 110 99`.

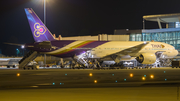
57 41 95 55
55 41 108 57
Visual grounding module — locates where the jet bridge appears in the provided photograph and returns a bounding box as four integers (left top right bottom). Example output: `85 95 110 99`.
19 51 38 70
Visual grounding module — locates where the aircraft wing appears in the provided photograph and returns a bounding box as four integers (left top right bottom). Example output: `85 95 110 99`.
102 42 149 60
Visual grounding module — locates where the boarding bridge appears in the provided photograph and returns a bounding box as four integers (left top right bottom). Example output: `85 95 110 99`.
19 51 38 70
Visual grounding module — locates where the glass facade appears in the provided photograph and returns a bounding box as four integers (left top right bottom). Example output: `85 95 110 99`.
176 22 180 28
130 28 180 51
129 33 142 41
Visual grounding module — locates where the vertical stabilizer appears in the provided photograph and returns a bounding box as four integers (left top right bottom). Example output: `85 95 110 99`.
25 8 55 42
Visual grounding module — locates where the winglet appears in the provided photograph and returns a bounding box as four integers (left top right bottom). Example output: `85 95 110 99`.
25 8 55 42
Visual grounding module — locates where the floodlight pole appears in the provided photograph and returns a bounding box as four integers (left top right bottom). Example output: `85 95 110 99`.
143 19 145 29
44 0 46 25
44 0 46 67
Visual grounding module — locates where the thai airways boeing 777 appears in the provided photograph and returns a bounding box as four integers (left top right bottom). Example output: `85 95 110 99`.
23 8 178 68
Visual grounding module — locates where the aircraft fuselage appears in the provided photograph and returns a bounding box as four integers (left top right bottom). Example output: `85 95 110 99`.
26 40 178 59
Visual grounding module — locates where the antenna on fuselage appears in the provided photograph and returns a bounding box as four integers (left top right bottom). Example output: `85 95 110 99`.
151 40 154 42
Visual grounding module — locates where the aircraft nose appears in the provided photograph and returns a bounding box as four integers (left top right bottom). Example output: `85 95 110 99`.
174 50 179 56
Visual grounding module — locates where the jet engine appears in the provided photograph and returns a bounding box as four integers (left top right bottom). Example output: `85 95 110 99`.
136 53 156 64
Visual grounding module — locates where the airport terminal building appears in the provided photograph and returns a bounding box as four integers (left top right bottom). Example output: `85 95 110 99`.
114 13 180 51
54 13 180 52
51 13 180 67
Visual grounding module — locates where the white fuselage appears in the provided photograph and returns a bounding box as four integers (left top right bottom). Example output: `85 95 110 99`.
44 41 178 61
90 41 178 59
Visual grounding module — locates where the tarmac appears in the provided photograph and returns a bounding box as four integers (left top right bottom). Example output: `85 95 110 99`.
0 67 180 101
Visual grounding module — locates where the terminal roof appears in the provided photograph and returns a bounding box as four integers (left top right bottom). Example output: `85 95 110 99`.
143 13 180 23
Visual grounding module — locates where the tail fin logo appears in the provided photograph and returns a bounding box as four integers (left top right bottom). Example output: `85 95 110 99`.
33 23 46 37
28 9 32 13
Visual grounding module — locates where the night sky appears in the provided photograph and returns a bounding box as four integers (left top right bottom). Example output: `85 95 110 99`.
0 0 180 56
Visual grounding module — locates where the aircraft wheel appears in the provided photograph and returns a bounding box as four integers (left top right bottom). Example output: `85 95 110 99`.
32 67 36 70
33 65 37 70
28 67 32 70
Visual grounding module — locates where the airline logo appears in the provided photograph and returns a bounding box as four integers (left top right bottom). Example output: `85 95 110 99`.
161 44 165 48
33 23 46 37
151 44 165 48
28 9 32 13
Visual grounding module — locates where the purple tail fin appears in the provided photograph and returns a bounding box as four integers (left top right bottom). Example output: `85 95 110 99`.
25 8 55 42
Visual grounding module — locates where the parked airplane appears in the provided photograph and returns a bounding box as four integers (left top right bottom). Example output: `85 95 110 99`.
0 58 21 68
0 58 37 68
21 8 179 69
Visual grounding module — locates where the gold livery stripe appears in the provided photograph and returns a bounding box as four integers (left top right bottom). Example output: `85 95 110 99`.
52 41 93 55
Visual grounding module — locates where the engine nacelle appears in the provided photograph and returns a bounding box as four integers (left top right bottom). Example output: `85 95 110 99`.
136 53 156 64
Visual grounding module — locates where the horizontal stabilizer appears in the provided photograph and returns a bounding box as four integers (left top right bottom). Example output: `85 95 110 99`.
4 42 24 46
